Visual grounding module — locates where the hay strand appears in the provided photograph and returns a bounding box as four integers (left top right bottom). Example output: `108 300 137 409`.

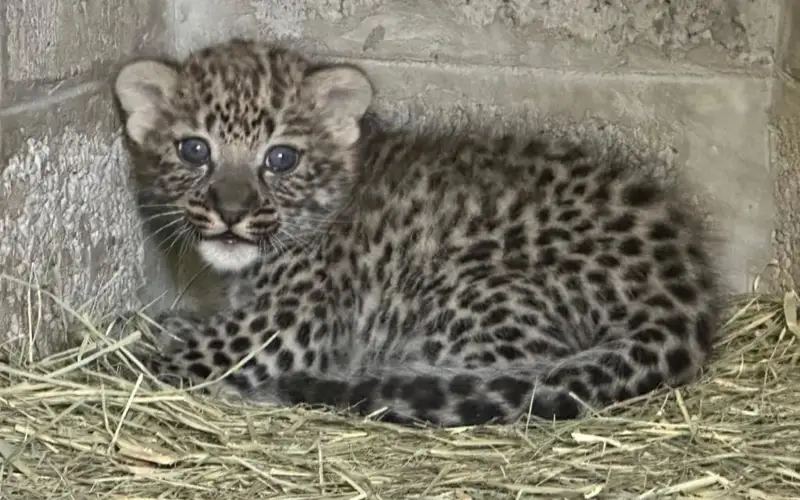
1 293 799 498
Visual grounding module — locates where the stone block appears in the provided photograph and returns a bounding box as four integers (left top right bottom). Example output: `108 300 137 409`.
5 0 169 103
767 0 800 291
779 0 800 79
768 77 800 291
0 88 145 354
174 0 779 73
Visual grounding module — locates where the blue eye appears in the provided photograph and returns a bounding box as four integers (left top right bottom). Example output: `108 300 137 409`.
177 137 211 166
265 145 300 173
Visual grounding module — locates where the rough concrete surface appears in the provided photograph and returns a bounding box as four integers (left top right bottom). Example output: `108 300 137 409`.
6 0 163 79
0 90 145 354
780 0 800 79
770 77 800 291
0 0 169 354
5 0 169 104
175 0 779 72
770 0 800 291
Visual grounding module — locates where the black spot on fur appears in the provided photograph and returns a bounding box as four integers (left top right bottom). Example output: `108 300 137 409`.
649 222 678 240
230 336 252 353
277 349 295 372
695 312 714 351
494 326 524 342
496 344 525 361
596 254 620 267
600 353 634 379
633 328 666 344
482 307 511 327
585 365 613 386
488 376 533 407
456 399 506 425
401 376 446 412
636 372 663 394
264 334 282 353
213 351 231 367
536 228 572 245
295 321 312 347
249 315 267 333
448 318 475 341
653 244 680 262
189 363 212 380
630 345 659 366
450 374 478 397
302 350 316 368
225 322 240 336
627 310 649 330
184 351 204 361
666 347 691 376
567 380 591 400
619 237 643 256
622 182 661 207
657 314 689 339
605 213 636 232
423 340 444 363
348 378 380 409
275 311 296 329
531 392 580 420
380 376 403 399
666 283 698 304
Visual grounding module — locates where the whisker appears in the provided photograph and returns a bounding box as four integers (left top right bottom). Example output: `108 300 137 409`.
140 217 187 247
137 203 182 208
291 216 351 225
273 234 287 253
277 227 307 248
155 230 183 256
157 223 194 257
138 210 185 225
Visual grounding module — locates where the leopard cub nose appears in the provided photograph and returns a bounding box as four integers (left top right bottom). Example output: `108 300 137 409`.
207 184 259 225
217 205 250 225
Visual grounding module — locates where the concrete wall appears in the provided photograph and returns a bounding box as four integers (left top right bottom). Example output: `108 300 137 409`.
771 0 800 290
1 0 797 354
172 0 783 294
0 0 169 354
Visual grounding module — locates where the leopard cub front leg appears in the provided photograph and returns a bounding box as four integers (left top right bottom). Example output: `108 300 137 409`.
136 254 344 400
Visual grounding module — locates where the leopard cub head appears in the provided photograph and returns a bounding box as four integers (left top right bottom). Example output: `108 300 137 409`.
113 39 373 272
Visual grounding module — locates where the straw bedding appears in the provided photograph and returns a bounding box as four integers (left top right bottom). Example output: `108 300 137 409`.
1 291 799 499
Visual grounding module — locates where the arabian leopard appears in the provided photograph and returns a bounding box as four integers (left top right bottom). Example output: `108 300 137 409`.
112 39 721 427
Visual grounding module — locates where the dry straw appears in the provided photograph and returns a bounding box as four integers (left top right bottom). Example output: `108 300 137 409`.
1 291 799 499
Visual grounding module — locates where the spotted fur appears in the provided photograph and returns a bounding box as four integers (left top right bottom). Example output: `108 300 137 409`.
113 39 721 426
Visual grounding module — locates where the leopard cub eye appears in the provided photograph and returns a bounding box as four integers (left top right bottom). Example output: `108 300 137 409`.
177 137 211 166
264 145 300 174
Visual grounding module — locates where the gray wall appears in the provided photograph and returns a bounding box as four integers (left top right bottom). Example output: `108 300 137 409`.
1 0 798 354
171 0 786 293
0 1 170 354
772 0 800 291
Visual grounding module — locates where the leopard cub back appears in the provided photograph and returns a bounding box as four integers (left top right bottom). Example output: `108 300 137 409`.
113 39 722 427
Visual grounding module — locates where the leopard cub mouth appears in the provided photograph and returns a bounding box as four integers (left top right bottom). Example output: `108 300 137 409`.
196 231 263 272
205 230 256 246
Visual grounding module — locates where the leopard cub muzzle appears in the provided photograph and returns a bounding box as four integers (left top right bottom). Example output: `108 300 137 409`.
185 169 279 273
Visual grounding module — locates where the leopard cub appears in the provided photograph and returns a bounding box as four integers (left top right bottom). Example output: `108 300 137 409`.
113 39 721 426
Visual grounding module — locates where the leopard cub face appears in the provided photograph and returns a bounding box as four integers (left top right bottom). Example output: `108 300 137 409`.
114 40 373 272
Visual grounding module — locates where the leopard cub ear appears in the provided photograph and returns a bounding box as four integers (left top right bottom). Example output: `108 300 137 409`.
301 64 373 146
114 59 178 145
